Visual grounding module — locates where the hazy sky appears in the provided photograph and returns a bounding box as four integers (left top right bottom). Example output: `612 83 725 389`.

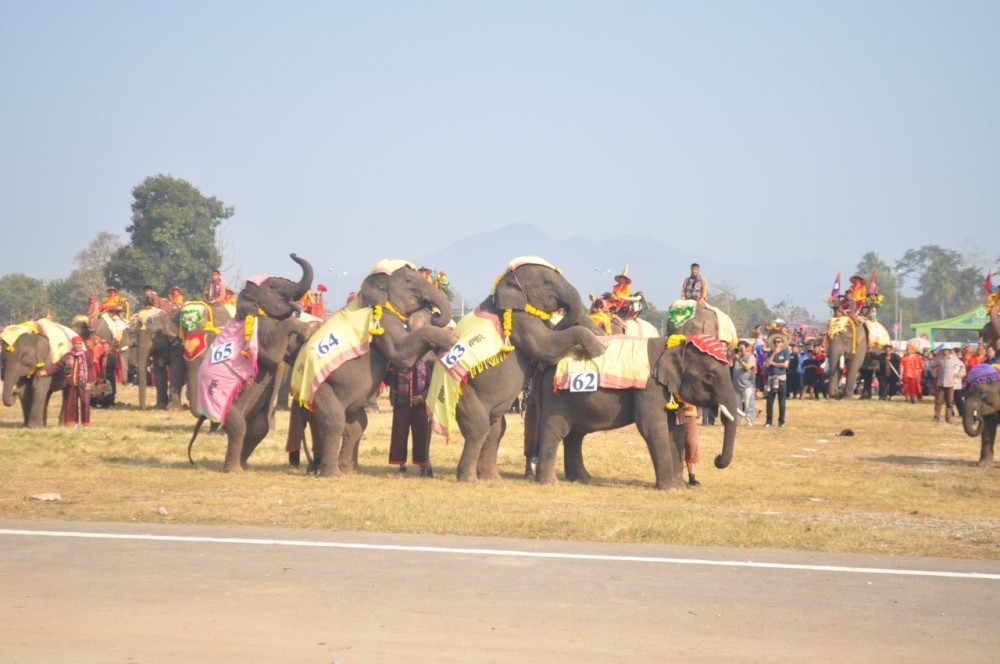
2 1 996 293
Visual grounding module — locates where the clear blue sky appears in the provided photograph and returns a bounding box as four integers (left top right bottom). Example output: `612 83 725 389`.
1 1 996 294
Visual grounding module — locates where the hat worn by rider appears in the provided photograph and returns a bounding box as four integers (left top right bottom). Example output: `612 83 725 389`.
614 265 631 284
106 286 118 292
849 275 866 285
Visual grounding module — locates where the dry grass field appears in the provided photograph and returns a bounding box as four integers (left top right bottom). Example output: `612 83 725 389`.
1 384 997 560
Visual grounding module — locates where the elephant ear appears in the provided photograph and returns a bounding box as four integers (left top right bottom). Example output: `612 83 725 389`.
236 284 260 319
358 272 389 307
493 271 528 311
653 343 680 392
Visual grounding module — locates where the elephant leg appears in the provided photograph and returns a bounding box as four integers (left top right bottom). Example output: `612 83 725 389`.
311 384 346 477
28 381 48 428
476 415 505 481
563 431 592 483
19 388 32 427
222 410 246 473
455 391 491 483
666 415 688 488
637 412 686 491
980 415 997 468
153 364 169 409
338 409 368 474
240 412 271 469
536 412 571 485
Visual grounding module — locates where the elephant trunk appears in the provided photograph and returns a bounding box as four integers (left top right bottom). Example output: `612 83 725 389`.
553 281 585 331
714 390 739 469
284 253 314 301
427 285 452 328
963 403 983 438
2 364 18 407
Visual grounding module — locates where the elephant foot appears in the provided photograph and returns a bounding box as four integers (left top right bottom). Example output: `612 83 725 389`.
535 473 559 485
565 468 592 483
222 463 244 474
318 465 344 478
655 480 688 491
456 468 479 483
977 458 994 468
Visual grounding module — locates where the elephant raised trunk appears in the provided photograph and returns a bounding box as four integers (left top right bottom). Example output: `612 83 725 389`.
283 253 314 302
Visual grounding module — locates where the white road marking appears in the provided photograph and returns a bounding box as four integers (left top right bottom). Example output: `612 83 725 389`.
2 528 997 580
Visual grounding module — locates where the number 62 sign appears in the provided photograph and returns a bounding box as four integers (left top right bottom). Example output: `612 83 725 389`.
569 372 598 392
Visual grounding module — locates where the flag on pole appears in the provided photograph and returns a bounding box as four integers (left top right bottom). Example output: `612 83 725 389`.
984 269 993 295
830 272 842 298
870 270 878 295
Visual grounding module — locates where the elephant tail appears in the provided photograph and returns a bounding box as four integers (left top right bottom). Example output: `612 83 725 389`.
187 416 208 466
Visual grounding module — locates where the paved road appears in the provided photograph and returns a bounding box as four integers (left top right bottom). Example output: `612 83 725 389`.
2 519 998 663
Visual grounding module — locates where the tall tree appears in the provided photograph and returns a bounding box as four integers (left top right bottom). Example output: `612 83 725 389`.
898 244 983 320
75 231 122 297
0 274 48 324
105 175 234 296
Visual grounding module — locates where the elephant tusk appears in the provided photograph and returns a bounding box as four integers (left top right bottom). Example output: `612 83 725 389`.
736 408 746 418
719 405 736 422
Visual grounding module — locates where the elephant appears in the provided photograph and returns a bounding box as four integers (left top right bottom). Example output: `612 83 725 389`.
1 327 66 428
430 257 606 483
295 260 457 477
123 311 188 410
188 316 320 472
533 335 739 489
824 317 889 400
961 363 1000 468
665 300 736 344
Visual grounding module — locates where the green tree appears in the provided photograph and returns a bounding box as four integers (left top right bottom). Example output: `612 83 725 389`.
105 175 234 296
0 274 48 324
45 277 90 323
75 231 122 297
900 245 983 320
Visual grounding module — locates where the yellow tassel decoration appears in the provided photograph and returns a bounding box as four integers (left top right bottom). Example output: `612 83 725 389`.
666 334 686 349
370 305 385 336
665 393 680 411
501 309 515 352
523 303 552 321
241 315 255 357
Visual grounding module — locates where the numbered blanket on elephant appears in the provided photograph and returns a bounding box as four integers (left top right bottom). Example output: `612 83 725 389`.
290 300 375 410
864 320 891 349
429 308 510 440
196 317 259 424
553 336 650 393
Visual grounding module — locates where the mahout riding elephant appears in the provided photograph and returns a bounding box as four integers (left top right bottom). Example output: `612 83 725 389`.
293 260 456 477
188 316 319 472
980 297 1000 352
824 316 890 399
1 321 72 427
533 335 739 490
428 257 606 483
961 362 1000 468
665 300 737 343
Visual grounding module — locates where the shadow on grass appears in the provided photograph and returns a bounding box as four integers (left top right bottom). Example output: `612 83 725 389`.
862 455 974 467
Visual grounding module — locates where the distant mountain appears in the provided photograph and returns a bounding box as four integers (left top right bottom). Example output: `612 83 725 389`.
418 223 836 320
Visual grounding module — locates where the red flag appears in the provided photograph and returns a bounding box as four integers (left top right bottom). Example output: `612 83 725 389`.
984 269 993 295
870 271 878 295
830 272 841 298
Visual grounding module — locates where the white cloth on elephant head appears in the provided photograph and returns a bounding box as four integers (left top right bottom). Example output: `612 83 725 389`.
669 300 738 348
505 256 559 273
370 258 417 275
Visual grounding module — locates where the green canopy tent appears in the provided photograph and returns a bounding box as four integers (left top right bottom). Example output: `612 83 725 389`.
910 307 989 345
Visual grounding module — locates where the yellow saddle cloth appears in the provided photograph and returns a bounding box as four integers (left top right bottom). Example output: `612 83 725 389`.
429 309 509 440
1 319 76 363
101 313 130 342
827 316 891 352
553 336 650 393
290 300 375 410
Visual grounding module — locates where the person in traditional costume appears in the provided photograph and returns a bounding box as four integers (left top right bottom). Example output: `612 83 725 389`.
899 344 925 404
224 288 237 307
99 286 127 315
387 359 432 473
203 270 227 306
169 286 185 307
681 263 708 303
842 275 867 315
38 336 93 427
605 266 640 317
418 266 434 284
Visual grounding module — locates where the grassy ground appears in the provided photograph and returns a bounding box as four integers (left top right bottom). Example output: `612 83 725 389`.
1 384 997 559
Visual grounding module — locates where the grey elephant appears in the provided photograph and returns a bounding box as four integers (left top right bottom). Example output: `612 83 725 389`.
824 316 890 399
961 362 1000 467
1 322 70 427
428 257 606 483
188 316 319 472
533 335 739 490
291 260 457 477
187 254 315 472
